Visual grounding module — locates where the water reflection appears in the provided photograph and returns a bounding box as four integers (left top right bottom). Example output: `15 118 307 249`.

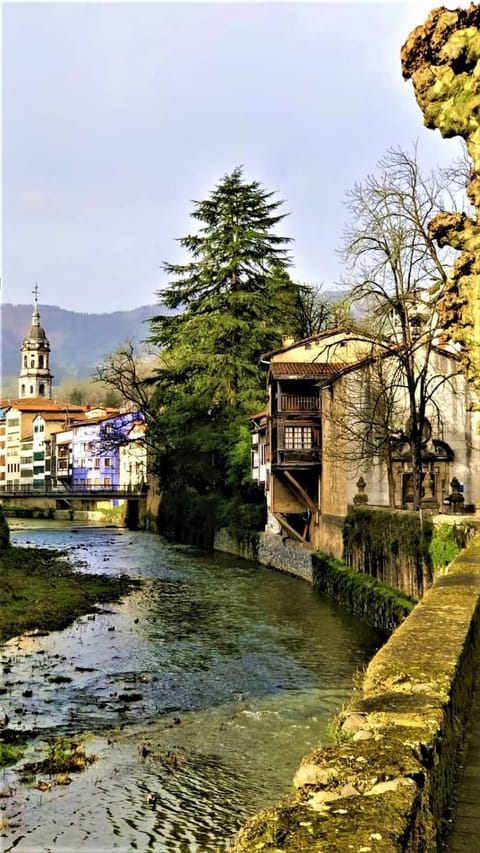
1 523 381 851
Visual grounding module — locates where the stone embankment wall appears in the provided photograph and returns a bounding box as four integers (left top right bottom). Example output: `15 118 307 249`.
214 529 314 582
230 535 480 852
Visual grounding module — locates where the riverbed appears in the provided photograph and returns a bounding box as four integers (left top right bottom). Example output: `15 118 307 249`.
1 522 382 852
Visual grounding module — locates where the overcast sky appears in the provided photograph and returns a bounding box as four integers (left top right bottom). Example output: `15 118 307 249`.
2 1 472 314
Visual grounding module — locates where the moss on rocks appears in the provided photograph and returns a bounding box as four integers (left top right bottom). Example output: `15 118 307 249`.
401 6 480 392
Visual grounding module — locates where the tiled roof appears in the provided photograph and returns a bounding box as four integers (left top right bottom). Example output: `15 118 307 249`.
269 362 347 378
0 398 87 413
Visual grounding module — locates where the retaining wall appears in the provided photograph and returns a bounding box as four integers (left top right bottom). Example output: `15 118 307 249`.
214 528 314 582
230 535 480 852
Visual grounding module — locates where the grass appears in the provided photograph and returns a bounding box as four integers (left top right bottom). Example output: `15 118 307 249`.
20 737 96 777
0 742 26 767
0 544 140 643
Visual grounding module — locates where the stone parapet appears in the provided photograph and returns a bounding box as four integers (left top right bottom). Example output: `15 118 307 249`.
230 536 480 851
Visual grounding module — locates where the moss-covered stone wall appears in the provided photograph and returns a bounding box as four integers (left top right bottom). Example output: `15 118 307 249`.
230 535 480 852
401 5 480 394
343 507 433 600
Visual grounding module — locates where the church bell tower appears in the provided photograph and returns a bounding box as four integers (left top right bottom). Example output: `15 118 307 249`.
18 285 53 399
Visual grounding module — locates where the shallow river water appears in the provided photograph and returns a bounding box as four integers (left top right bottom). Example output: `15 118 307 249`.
1 522 382 852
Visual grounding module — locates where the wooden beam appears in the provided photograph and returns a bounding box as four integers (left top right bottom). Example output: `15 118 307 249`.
282 470 319 519
273 512 306 544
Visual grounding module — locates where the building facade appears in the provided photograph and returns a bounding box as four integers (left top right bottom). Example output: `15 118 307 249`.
255 328 480 557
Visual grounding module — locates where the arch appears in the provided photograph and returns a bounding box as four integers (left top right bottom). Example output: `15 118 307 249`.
39 355 44 368
21 384 25 395
29 385 34 394
39 384 45 396
23 355 27 368
30 357 35 368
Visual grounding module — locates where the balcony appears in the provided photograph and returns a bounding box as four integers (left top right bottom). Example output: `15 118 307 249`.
273 447 321 468
279 394 319 412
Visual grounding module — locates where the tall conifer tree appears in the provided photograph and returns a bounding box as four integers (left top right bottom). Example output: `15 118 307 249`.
149 167 297 492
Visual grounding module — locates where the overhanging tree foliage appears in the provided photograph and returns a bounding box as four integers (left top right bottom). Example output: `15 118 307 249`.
148 166 299 496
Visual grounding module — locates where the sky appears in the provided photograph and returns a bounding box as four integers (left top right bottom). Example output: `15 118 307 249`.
1 0 474 314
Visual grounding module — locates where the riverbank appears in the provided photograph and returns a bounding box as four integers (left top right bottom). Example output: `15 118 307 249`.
0 544 139 644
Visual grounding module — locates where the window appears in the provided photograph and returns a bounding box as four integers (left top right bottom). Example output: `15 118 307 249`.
103 477 111 487
39 355 44 368
23 356 27 368
284 426 313 450
31 358 34 368
94 459 100 469
39 384 45 396
104 458 112 468
21 385 25 395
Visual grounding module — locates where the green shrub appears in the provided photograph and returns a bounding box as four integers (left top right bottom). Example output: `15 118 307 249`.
0 504 10 548
429 523 472 570
157 489 229 548
157 486 266 551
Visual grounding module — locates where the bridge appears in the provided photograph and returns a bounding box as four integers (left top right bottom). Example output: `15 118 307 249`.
0 483 150 528
0 483 148 499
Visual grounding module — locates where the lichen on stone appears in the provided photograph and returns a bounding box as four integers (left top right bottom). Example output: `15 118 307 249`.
401 5 480 391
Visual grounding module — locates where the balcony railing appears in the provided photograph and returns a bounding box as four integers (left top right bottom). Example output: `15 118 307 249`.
279 394 319 412
273 448 321 466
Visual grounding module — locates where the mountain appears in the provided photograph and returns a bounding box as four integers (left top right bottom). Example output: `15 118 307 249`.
2 303 159 384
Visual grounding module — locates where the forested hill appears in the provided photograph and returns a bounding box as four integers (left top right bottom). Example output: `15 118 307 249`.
2 303 158 382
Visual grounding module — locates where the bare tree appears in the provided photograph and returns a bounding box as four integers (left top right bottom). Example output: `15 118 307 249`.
336 145 460 509
94 340 158 415
293 284 339 338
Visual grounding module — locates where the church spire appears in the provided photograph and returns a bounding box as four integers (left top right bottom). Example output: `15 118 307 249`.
18 286 54 399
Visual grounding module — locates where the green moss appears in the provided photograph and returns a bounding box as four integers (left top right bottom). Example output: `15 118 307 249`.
341 507 433 601
0 545 139 642
312 551 415 631
0 742 25 768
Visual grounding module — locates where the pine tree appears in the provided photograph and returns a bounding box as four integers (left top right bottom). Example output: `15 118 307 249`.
148 167 298 496
149 166 296 415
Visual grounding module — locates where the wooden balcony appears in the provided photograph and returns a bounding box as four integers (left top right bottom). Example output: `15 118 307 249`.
272 447 321 468
279 394 320 412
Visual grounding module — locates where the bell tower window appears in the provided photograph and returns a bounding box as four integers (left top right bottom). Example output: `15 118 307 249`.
24 355 27 368
39 355 44 368
39 384 45 396
31 357 35 368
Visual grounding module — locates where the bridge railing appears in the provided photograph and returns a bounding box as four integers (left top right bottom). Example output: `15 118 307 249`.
0 483 148 497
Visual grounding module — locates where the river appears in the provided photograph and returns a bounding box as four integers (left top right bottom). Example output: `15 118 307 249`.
1 522 382 852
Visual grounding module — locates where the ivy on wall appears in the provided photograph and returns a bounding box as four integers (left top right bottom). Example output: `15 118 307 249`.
342 507 433 600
